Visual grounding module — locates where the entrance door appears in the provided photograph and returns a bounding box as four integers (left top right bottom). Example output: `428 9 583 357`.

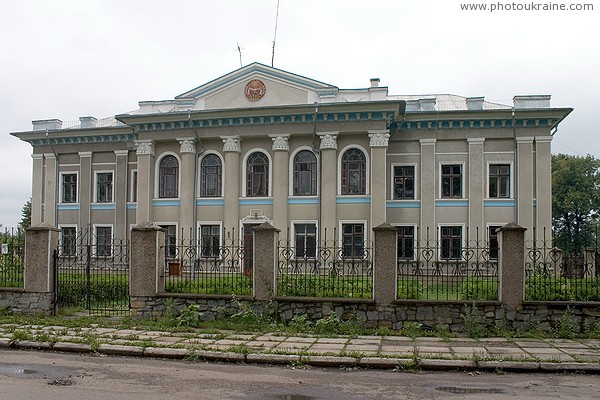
242 224 260 277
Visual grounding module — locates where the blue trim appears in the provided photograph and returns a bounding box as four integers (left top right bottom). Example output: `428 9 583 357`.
57 204 80 211
196 198 225 206
127 203 137 210
239 198 273 206
31 133 135 146
484 199 516 207
152 200 181 207
336 196 371 204
399 118 556 131
386 201 421 208
91 203 116 210
288 198 319 205
435 200 469 207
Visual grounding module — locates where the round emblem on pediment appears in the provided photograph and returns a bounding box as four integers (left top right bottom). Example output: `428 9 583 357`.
244 79 266 101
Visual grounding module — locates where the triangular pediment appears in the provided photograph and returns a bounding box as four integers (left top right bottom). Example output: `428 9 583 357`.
175 62 339 110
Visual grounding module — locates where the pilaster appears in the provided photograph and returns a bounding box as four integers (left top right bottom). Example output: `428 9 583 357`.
221 136 241 238
31 154 44 226
269 135 290 235
369 130 390 229
420 139 436 236
516 136 534 242
78 151 92 229
134 140 155 223
535 136 552 237
468 138 485 237
43 154 57 226
114 150 129 240
178 138 197 242
318 132 338 241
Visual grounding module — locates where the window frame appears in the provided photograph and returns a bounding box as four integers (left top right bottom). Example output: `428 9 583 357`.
487 162 512 199
340 148 367 195
94 171 114 203
487 224 503 260
158 224 178 259
130 169 138 203
94 225 113 257
199 152 223 198
292 221 318 259
158 154 179 199
59 225 78 257
395 224 417 260
198 222 222 258
391 164 416 200
60 172 78 204
244 150 271 198
440 163 464 199
339 221 367 259
439 225 463 260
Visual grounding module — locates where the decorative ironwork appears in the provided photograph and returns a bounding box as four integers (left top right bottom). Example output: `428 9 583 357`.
0 227 24 288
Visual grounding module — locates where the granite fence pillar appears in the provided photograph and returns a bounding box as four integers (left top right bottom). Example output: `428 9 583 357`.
498 223 527 309
130 223 165 316
373 222 397 304
253 222 280 300
24 223 59 314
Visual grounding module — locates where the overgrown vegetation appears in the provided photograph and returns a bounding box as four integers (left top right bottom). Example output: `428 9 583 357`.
278 275 372 299
396 278 498 301
164 275 253 296
526 276 600 301
58 273 129 308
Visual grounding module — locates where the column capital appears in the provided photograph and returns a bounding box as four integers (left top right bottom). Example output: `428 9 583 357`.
32 154 44 160
467 137 485 145
368 130 390 147
535 136 553 143
135 140 155 156
221 136 241 152
177 137 197 153
269 134 290 151
516 136 535 144
78 151 92 158
114 150 129 157
318 131 339 150
419 138 437 145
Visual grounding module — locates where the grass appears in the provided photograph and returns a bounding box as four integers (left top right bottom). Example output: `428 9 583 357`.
164 275 253 296
397 278 499 301
277 274 373 299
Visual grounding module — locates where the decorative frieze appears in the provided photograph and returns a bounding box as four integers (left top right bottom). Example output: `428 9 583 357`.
178 138 196 153
368 130 390 147
318 132 338 150
269 135 290 151
135 140 155 156
221 136 241 152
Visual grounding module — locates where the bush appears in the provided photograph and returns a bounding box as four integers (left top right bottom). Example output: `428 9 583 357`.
460 278 498 301
397 279 424 300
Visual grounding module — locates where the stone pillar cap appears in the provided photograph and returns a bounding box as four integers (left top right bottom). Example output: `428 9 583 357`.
254 222 281 233
498 222 527 232
26 223 59 232
132 222 164 231
373 222 397 232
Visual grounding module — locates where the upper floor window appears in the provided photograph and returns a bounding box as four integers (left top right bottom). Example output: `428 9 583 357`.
489 164 510 198
200 154 222 197
61 173 78 203
246 152 269 197
441 164 462 198
293 150 317 196
393 166 415 199
159 155 179 198
96 172 113 203
341 149 366 195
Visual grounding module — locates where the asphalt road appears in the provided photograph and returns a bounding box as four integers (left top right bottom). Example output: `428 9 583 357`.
1 350 599 399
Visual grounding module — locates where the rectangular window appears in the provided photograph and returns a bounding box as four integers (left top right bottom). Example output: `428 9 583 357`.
60 227 77 256
397 226 415 259
342 223 364 258
294 223 317 259
393 166 415 199
95 226 112 257
441 164 462 198
440 226 462 260
96 172 113 203
488 226 502 260
200 225 221 258
61 174 77 203
160 225 177 258
489 164 510 198
130 170 138 202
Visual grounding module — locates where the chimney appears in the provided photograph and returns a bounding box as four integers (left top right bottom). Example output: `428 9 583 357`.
32 119 63 131
79 116 97 128
466 97 484 111
370 78 380 88
513 95 551 109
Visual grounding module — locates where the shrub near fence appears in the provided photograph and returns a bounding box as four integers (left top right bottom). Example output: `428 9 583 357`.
0 227 24 288
396 227 499 301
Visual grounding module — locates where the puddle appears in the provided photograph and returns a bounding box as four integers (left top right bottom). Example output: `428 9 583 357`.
269 395 314 400
0 364 76 380
436 386 505 394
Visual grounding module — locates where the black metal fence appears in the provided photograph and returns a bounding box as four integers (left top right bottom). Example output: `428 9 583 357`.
54 228 129 316
0 227 24 288
396 227 498 301
526 228 600 301
163 229 252 296
277 228 373 299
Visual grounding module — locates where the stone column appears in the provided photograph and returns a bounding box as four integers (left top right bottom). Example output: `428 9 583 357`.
130 223 165 317
134 140 155 223
419 139 436 237
253 222 280 300
517 137 534 243
369 130 390 231
318 132 338 242
24 224 59 293
114 150 129 240
468 138 485 239
178 138 198 242
43 153 57 226
31 154 44 226
373 222 397 304
78 151 92 230
221 136 241 239
535 136 552 237
270 134 290 236
498 223 526 309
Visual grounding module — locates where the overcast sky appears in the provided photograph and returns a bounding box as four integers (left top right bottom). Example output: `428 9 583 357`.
1 0 598 228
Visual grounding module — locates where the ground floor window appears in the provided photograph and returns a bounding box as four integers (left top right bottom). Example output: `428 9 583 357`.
95 226 112 257
488 226 502 260
342 223 365 258
200 225 221 258
397 226 415 259
61 227 77 256
440 226 462 260
160 225 177 258
294 223 317 259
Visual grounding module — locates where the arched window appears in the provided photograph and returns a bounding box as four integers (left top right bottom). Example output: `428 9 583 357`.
293 150 317 195
246 152 269 197
200 154 222 197
158 155 179 198
341 149 366 195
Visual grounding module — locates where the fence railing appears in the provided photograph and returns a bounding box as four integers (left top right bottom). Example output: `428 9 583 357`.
0 227 24 288
163 229 252 296
526 228 599 301
277 233 373 299
396 227 498 301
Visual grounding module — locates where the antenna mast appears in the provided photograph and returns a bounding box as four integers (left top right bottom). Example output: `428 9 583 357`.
271 0 281 67
237 42 243 68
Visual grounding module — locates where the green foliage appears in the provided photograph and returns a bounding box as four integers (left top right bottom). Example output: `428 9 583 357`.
58 274 129 308
554 307 576 339
552 154 600 253
278 275 372 299
176 305 201 327
164 275 252 296
19 198 31 230
526 276 600 301
460 278 499 301
397 279 425 299
461 304 486 339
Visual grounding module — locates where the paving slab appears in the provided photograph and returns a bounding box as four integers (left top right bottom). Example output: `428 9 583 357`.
315 337 348 344
308 343 345 353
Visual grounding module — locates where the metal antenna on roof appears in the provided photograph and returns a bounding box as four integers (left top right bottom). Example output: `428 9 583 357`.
271 0 281 67
237 43 243 68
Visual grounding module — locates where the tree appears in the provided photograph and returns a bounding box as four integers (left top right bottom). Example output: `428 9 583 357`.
552 154 600 252
18 198 31 231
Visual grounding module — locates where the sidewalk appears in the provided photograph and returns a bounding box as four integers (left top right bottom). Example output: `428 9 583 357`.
2 324 600 372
